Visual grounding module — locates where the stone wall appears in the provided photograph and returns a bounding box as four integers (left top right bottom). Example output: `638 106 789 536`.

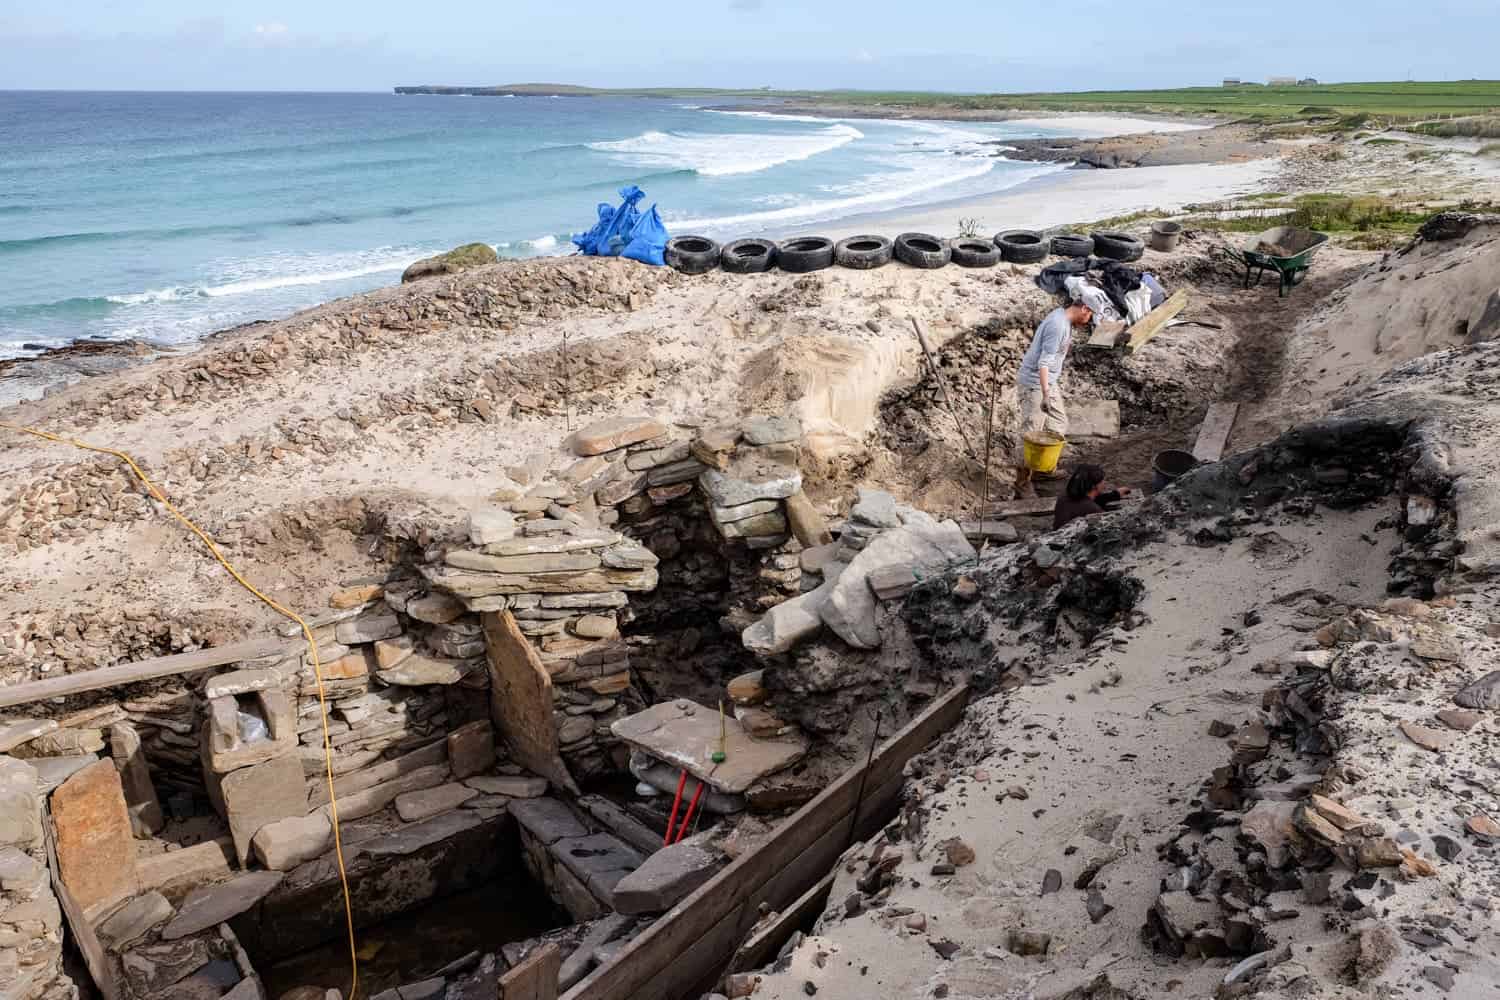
0 756 71 1000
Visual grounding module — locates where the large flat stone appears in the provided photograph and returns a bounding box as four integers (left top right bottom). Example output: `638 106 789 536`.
571 417 668 456
784 491 833 548
742 416 802 446
822 519 976 650
1455 670 1500 709
424 565 657 599
741 571 841 656
447 720 496 780
708 499 781 525
1069 399 1121 438
220 753 307 867
715 511 788 540
464 775 547 798
203 669 281 700
446 550 604 574
395 782 477 822
611 842 718 915
553 832 645 900
484 529 621 557
357 809 484 859
30 754 97 796
161 871 284 940
110 721 164 837
51 759 137 910
698 461 802 508
318 764 451 822
405 593 468 625
611 700 807 794
97 890 174 951
467 504 518 546
377 653 479 687
252 812 332 871
335 613 403 645
0 719 58 753
509 798 589 846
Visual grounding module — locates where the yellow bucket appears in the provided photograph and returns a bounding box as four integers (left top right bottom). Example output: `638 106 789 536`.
1023 432 1065 473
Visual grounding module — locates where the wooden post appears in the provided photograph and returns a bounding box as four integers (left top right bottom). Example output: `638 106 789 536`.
501 943 561 1000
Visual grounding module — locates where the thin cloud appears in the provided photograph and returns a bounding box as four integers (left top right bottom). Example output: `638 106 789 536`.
729 0 763 10
254 22 289 37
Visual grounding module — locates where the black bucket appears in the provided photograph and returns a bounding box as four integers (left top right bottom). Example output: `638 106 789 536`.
1152 449 1198 492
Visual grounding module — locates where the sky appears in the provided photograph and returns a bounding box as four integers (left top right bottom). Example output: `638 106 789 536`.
1 0 1496 93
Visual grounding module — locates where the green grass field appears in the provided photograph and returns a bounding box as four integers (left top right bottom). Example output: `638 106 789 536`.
405 80 1500 124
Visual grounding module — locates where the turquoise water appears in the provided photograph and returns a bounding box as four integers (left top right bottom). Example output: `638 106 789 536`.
0 91 1080 359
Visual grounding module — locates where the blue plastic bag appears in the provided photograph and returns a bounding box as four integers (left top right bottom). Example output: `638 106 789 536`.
572 185 645 257
621 204 668 266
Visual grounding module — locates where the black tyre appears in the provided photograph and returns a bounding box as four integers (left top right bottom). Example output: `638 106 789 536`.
778 236 835 273
721 238 777 274
664 235 721 274
1091 231 1145 262
995 230 1047 264
894 232 950 269
1050 233 1095 258
950 239 1000 268
833 235 894 269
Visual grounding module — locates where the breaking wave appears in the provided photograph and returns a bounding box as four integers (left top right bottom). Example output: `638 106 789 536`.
587 124 863 176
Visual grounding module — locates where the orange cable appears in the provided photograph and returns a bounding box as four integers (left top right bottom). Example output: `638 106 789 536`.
1 422 360 1000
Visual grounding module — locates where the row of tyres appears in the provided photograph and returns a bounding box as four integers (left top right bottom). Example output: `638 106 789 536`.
662 229 1147 275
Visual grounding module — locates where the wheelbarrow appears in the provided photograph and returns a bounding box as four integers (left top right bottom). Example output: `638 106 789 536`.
1232 226 1329 297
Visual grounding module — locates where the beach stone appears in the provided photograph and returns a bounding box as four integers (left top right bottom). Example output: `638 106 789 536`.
335 613 402 645
252 812 332 871
0 719 58 754
1436 709 1482 732
822 520 974 649
395 782 477 822
406 593 467 625
784 491 833 547
110 721 165 837
51 759 136 910
1454 670 1500 709
220 753 307 867
468 504 518 546
122 938 212 995
601 543 659 571
572 614 618 639
1240 801 1298 868
850 488 900 529
727 670 766 705
97 891 174 951
446 721 495 780
330 583 384 609
162 871 284 940
464 775 547 798
374 636 416 670
742 572 839 656
572 417 667 456
742 416 801 446
377 653 476 687
611 842 717 915
1466 814 1500 840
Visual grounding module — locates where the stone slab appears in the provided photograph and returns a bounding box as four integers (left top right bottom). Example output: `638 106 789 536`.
447 720 496 780
110 721 164 837
220 753 308 867
252 812 332 871
1069 399 1122 439
612 842 718 915
357 809 485 859
318 764 451 823
741 572 839 657
698 461 802 508
572 417 668 457
30 755 97 796
395 782 477 822
553 832 645 901
510 797 589 846
204 669 281 700
0 719 59 753
377 654 478 687
784 491 833 548
464 775 547 798
446 550 604 574
51 759 137 911
611 700 807 793
161 871 285 940
97 890 174 951
468 504 518 546
742 416 801 446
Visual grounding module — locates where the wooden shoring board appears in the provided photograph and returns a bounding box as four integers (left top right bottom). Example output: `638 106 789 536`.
1085 320 1127 349
562 685 970 1000
978 497 1057 519
0 636 291 709
501 943 561 1000
1191 402 1240 462
1125 290 1190 353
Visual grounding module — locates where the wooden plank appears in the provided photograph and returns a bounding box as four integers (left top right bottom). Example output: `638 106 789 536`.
563 685 968 1000
1085 320 1127 349
959 522 1021 542
614 770 905 1000
0 637 291 710
1191 402 1240 462
576 795 662 857
729 873 835 974
501 942 560 1000
482 611 580 796
1125 290 1189 353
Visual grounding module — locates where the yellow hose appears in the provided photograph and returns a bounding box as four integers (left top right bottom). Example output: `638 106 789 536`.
1 421 360 999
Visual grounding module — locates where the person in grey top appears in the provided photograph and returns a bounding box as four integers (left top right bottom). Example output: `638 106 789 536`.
1014 301 1092 498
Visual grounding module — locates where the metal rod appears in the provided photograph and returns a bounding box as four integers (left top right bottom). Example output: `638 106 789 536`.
909 316 978 462
979 352 1002 558
843 709 883 855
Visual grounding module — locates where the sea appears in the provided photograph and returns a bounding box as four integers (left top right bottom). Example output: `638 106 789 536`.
1 90 1130 360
